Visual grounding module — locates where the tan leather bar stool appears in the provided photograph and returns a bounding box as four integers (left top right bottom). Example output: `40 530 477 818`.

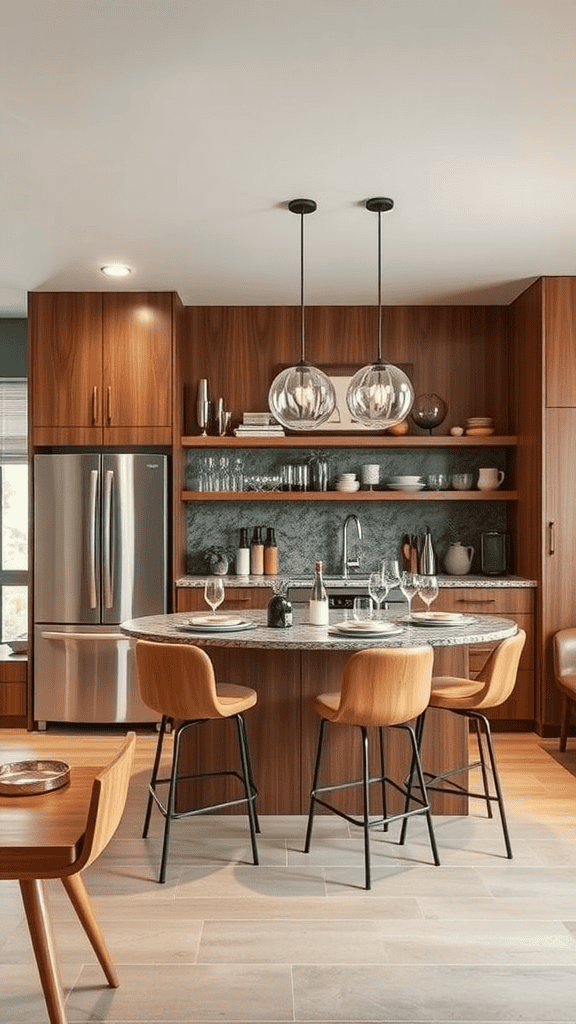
135 640 260 883
402 630 526 859
304 645 439 890
553 629 576 751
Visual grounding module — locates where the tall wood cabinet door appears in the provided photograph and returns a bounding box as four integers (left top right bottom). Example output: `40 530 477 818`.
543 408 576 726
545 278 576 407
102 293 172 428
30 293 103 429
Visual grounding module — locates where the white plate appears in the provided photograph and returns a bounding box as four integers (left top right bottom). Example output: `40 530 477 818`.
189 613 243 626
387 482 427 492
178 620 257 633
328 625 404 638
405 613 474 627
333 620 399 633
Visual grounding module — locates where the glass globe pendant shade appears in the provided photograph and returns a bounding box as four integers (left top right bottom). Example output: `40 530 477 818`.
268 360 336 431
346 359 414 429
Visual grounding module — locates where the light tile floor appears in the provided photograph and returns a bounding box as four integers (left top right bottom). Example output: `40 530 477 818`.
1 730 576 1022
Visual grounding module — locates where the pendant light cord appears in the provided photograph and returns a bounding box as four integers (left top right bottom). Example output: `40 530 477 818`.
377 209 382 363
300 210 306 363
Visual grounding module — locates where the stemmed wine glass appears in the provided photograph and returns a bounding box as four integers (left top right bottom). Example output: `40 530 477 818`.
381 559 401 596
399 571 419 619
418 575 439 614
368 571 389 620
204 578 225 618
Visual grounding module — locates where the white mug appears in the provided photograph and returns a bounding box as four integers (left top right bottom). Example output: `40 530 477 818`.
477 467 505 491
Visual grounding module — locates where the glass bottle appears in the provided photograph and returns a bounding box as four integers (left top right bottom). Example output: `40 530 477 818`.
309 559 329 625
264 527 279 575
250 526 264 576
236 527 250 576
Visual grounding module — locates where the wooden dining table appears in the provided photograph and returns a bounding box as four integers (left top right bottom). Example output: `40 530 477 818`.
0 750 101 1024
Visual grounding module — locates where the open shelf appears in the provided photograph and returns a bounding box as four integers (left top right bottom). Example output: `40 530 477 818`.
181 435 517 449
181 490 518 502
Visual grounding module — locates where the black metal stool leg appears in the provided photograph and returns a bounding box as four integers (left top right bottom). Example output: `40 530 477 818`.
473 716 493 819
235 714 259 865
240 716 261 834
476 711 513 858
399 710 426 846
143 715 169 839
304 718 327 853
159 722 186 883
407 724 440 866
379 727 388 831
361 727 371 890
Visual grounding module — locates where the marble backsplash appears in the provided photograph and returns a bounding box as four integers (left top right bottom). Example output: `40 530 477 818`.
185 447 510 577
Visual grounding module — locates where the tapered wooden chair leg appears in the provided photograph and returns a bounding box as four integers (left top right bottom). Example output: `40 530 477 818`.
61 874 119 987
19 879 67 1024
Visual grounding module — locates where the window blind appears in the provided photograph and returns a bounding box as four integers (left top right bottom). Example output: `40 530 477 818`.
0 378 27 461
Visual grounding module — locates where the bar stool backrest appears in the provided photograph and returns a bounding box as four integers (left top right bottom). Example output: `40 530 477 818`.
470 630 526 710
333 646 434 727
135 640 222 720
553 628 576 680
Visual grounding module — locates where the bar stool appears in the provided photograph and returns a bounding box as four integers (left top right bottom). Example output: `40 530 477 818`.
304 645 439 890
135 640 260 883
553 629 576 751
402 630 526 858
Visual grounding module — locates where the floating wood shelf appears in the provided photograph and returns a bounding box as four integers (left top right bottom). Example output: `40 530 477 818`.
181 490 518 502
181 435 517 449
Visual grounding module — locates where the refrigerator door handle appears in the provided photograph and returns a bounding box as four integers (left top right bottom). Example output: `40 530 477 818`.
88 469 99 608
41 631 127 641
103 469 114 608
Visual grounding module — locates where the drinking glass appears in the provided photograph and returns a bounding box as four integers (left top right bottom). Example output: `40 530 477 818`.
418 575 439 612
352 596 373 622
381 559 401 595
399 571 419 618
368 571 389 619
204 578 225 616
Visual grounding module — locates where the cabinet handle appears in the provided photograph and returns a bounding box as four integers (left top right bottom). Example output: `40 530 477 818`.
92 386 98 424
456 597 495 605
107 386 112 425
549 521 556 555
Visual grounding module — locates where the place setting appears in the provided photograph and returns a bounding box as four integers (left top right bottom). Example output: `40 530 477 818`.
177 580 257 634
400 575 474 626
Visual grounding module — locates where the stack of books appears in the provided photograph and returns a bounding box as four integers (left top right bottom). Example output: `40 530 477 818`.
234 413 285 437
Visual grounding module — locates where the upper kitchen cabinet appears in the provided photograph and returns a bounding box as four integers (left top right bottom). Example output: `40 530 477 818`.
29 291 174 446
545 278 576 407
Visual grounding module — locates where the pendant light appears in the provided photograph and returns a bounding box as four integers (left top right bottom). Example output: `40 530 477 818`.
268 199 336 431
346 197 414 429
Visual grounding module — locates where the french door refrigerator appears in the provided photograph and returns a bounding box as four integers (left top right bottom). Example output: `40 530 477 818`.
34 453 167 725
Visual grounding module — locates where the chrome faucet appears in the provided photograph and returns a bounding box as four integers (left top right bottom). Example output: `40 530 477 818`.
342 514 362 577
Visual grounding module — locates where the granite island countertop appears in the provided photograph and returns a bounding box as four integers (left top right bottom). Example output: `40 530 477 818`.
176 574 537 589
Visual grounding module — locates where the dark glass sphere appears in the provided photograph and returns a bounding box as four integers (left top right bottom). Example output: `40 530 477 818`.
411 394 448 433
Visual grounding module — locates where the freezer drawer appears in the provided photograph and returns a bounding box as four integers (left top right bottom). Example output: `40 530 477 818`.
34 624 159 724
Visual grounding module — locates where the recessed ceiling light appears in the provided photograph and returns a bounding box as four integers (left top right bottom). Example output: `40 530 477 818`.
100 264 132 278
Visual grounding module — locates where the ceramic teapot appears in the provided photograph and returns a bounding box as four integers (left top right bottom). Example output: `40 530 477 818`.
444 541 474 576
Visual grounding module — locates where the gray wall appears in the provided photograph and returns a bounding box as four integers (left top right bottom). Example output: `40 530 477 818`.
0 320 27 376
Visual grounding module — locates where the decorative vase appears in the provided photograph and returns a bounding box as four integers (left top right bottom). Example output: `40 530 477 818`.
210 555 229 575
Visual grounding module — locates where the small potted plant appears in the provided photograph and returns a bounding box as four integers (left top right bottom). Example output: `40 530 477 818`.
204 545 234 576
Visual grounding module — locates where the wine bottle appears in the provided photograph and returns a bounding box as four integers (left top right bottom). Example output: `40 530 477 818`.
309 559 329 625
236 527 250 576
250 527 264 576
264 527 279 575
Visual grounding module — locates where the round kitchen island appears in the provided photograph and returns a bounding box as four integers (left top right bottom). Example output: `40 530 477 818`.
121 610 518 815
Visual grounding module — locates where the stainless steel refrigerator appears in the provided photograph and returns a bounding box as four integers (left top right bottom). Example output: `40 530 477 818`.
34 453 168 725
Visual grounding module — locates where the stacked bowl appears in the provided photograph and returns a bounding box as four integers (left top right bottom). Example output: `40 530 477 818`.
335 473 360 492
465 417 494 437
386 475 425 492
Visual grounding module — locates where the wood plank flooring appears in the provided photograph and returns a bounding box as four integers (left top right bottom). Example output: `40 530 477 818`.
1 727 576 1023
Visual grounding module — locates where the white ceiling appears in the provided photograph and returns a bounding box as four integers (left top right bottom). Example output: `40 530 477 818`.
2 0 576 316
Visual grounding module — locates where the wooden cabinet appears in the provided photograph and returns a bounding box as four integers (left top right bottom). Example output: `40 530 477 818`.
433 587 535 727
545 278 576 407
176 586 270 613
30 292 173 445
0 654 27 727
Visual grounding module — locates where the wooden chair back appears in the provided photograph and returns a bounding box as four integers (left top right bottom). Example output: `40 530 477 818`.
470 630 526 709
331 646 434 727
135 640 223 721
65 732 136 875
